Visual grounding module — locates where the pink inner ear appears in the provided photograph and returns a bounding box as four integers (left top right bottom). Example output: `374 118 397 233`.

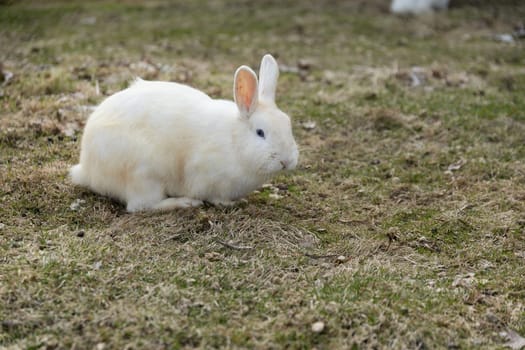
237 70 256 109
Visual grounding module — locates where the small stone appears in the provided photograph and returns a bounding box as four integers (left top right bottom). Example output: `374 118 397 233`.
336 255 347 263
301 121 316 130
311 321 325 333
0 223 5 230
76 230 85 238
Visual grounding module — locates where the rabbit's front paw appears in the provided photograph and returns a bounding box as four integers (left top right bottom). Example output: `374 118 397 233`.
209 199 236 207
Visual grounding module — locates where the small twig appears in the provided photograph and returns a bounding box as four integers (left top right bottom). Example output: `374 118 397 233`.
215 239 253 251
162 233 183 242
459 203 474 212
338 218 368 224
403 255 418 265
304 253 340 259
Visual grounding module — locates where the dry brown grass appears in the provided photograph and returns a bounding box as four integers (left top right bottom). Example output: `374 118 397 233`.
1 0 525 348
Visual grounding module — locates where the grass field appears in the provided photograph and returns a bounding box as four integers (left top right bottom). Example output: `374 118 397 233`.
1 0 525 348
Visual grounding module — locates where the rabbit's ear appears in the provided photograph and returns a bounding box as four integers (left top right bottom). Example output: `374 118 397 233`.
234 66 259 118
258 54 279 104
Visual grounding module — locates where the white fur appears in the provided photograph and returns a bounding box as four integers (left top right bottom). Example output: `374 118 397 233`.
259 55 279 103
391 0 449 14
70 54 299 212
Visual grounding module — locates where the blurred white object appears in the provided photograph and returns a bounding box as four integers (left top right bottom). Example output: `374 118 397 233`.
495 34 514 43
391 0 449 14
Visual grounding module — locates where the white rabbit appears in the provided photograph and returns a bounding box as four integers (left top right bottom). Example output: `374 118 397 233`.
391 0 449 14
70 54 299 212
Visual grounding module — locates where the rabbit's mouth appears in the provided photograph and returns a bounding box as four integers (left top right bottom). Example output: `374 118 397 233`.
280 160 296 170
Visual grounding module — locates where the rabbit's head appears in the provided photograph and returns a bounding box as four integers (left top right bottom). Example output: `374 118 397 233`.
233 54 299 176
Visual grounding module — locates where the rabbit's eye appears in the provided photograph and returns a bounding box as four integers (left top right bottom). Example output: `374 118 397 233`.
256 129 265 138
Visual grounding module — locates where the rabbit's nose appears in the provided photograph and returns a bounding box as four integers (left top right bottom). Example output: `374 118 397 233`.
280 158 297 170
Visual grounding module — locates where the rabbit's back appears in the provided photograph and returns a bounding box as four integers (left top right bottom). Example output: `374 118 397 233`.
88 80 213 126
74 80 236 203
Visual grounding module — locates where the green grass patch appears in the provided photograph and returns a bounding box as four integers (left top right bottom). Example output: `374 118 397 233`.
2 0 525 348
